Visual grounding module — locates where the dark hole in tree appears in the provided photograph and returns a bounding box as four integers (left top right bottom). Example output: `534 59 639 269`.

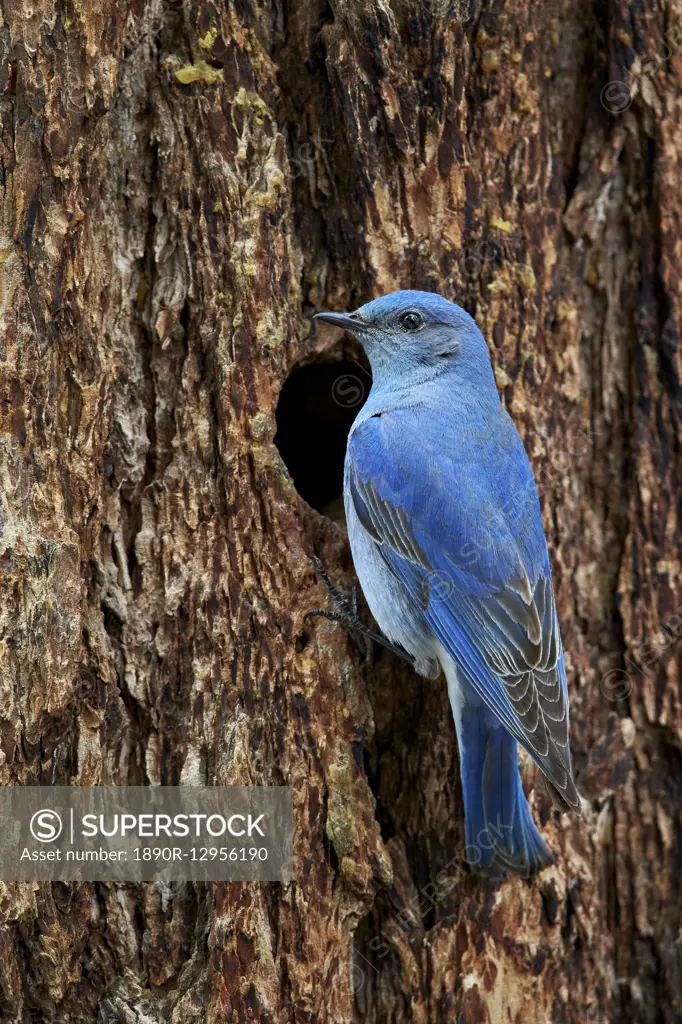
274 352 371 516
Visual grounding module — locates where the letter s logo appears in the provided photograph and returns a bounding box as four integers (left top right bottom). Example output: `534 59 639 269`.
30 809 63 843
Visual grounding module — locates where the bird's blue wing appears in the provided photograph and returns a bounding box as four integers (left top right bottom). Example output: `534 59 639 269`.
348 407 578 809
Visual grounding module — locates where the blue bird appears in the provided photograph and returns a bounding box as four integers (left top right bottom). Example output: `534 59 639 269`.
313 290 579 879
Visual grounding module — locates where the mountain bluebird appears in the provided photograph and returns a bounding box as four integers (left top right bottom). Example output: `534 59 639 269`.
312 290 579 878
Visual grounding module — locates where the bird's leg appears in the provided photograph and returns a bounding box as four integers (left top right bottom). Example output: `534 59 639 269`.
305 557 417 668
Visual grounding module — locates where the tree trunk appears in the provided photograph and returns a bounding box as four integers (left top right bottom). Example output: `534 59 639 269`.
1 0 681 1020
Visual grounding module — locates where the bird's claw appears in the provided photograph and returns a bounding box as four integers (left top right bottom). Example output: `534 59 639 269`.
305 556 416 668
304 558 369 657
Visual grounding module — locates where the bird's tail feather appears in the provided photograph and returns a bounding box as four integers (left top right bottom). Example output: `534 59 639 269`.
459 706 555 879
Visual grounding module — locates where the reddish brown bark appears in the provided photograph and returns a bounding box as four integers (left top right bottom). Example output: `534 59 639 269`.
0 0 681 1021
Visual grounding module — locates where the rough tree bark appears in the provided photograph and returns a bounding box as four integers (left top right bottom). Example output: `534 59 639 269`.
0 0 681 1020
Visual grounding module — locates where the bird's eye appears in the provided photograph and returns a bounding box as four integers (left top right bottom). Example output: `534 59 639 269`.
400 311 423 331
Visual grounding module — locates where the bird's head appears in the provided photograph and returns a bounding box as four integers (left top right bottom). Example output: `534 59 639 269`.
314 290 497 393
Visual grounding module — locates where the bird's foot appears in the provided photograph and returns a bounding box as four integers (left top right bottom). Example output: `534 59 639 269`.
305 557 417 669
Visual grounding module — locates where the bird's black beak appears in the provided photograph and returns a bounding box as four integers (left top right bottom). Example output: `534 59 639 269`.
313 311 367 332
